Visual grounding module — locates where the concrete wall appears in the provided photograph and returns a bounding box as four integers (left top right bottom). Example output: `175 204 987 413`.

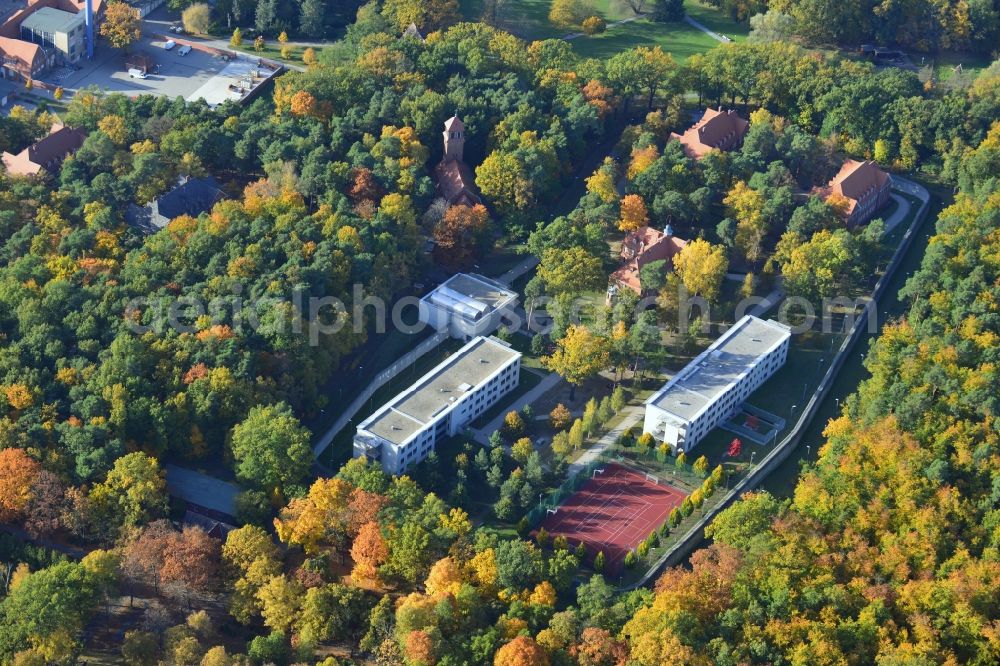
313 329 449 457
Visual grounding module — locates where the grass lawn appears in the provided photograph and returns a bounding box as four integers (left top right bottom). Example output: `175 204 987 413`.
684 0 748 41
931 50 992 82
460 0 746 61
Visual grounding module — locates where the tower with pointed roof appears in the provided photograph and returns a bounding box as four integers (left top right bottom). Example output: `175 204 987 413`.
443 114 465 162
433 114 481 208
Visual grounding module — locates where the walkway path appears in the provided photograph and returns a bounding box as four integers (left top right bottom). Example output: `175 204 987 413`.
567 406 645 478
495 256 539 286
472 370 563 445
563 15 643 40
683 15 731 42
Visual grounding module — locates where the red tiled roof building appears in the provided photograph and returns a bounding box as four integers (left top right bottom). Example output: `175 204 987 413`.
816 159 892 226
669 107 749 159
611 225 688 295
2 122 86 176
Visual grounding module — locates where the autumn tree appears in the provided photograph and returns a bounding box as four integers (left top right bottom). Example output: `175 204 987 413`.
586 157 618 202
542 325 611 400
273 477 354 555
671 238 729 305
433 203 492 268
350 522 388 583
100 2 141 50
181 3 211 34
88 452 168 533
549 0 592 29
550 403 572 430
0 448 41 522
619 194 649 232
724 181 768 263
160 526 220 605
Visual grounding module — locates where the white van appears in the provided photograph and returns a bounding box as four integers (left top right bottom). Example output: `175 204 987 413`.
164 39 176 50
177 44 192 56
128 68 147 79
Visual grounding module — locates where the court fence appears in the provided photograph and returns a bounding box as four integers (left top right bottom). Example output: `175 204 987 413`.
526 448 733 529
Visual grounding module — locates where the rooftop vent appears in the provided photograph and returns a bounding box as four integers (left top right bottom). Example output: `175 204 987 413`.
751 337 761 342
391 426 402 431
479 358 489 363
439 388 451 393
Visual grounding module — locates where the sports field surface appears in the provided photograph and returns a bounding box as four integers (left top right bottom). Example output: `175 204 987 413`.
538 462 686 573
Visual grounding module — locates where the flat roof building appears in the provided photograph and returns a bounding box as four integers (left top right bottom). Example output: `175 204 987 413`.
419 272 518 340
354 336 521 475
644 315 790 453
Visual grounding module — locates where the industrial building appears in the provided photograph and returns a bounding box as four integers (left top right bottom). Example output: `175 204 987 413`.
353 336 521 475
644 315 791 453
19 6 85 64
0 0 102 81
418 273 518 340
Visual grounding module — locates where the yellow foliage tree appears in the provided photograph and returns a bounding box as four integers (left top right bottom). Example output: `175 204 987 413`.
672 238 729 304
619 194 649 231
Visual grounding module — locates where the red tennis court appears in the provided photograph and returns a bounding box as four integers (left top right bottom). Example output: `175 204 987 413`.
537 463 686 573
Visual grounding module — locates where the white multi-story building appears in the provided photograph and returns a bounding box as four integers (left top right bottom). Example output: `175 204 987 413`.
353 336 521 475
418 273 518 341
644 315 791 453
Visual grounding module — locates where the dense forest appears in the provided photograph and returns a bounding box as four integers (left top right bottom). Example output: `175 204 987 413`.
0 0 999 662
713 0 1000 53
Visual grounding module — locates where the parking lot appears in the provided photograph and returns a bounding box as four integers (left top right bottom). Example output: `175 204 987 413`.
44 34 243 102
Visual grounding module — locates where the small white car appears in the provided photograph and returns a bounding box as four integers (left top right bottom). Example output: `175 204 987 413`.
164 40 176 50
128 68 147 79
177 44 191 56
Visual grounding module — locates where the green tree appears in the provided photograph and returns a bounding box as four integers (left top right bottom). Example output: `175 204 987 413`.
89 452 167 532
592 550 605 572
300 0 325 37
537 246 605 295
230 403 313 494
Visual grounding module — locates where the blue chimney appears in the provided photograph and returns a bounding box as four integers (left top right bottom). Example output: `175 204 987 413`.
84 0 94 59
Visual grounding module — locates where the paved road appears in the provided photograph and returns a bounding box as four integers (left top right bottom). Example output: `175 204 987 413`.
567 406 645 477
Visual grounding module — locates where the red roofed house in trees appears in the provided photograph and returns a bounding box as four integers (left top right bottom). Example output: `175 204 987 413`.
2 122 86 176
815 158 892 226
433 114 482 207
670 107 749 159
610 225 688 296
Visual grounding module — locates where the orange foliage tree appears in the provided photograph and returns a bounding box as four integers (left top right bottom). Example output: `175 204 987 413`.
350 521 388 583
433 204 492 268
494 635 550 666
618 194 649 232
0 448 41 522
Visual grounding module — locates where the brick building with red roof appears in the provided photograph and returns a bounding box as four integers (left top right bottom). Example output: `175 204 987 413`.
610 225 688 295
2 122 86 176
669 107 749 159
815 158 892 226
